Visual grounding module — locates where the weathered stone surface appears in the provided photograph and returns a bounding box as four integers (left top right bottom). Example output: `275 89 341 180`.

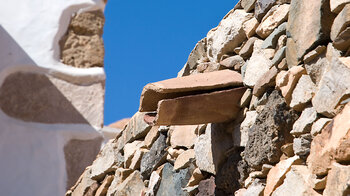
331 0 350 13
293 134 312 159
277 58 288 70
174 149 195 171
311 118 332 137
216 152 244 195
286 0 334 66
123 140 143 168
144 171 161 196
195 123 233 174
239 37 259 60
90 140 123 181
196 62 220 73
64 138 102 189
179 38 208 76
187 168 205 187
255 0 277 22
0 72 104 126
244 179 265 196
256 4 289 38
197 176 216 196
323 162 350 196
243 17 259 38
331 4 350 41
243 39 272 87
312 55 350 117
141 132 167 179
69 167 97 196
95 175 113 196
244 90 299 169
240 88 252 108
151 87 246 125
144 126 160 149
239 111 258 147
219 55 245 70
241 0 256 12
117 112 151 151
291 107 318 136
304 53 328 87
156 163 192 196
262 22 286 49
106 168 133 196
206 9 253 62
140 70 243 112
129 149 145 170
253 66 278 97
333 26 350 52
303 45 327 64
307 103 350 175
170 125 197 149
272 165 321 196
264 156 302 196
112 171 145 196
60 10 105 68
276 66 306 104
290 75 317 111
281 143 294 157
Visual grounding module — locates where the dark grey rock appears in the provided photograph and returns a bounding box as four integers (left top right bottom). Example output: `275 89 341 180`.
197 176 216 196
141 132 167 180
262 22 287 49
244 90 299 170
156 163 192 196
293 134 312 159
271 46 286 67
215 151 245 195
255 0 277 22
333 27 350 52
239 37 259 60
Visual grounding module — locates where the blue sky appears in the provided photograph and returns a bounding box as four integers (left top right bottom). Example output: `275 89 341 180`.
103 0 239 125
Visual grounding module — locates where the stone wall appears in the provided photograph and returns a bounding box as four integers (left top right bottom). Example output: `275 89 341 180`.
67 0 350 195
0 1 109 195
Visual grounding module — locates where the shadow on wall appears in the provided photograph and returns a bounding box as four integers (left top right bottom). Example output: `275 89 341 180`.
0 25 101 190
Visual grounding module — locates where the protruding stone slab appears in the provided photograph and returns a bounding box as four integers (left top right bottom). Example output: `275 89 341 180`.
140 70 243 112
145 87 246 126
307 103 350 176
170 125 198 148
286 0 334 66
243 17 259 38
219 55 245 70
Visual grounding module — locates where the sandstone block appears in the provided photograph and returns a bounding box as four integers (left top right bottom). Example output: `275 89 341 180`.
323 162 350 196
276 66 306 104
187 168 205 187
331 4 350 41
170 125 197 149
113 171 145 196
123 140 143 168
333 26 350 52
290 107 318 137
290 74 317 111
286 0 334 66
271 165 321 196
307 103 350 175
253 66 278 97
241 0 256 12
144 126 160 149
95 175 113 196
256 4 289 38
219 55 245 70
311 118 332 137
206 9 253 62
264 156 302 196
243 17 259 38
243 39 272 87
240 88 253 108
331 0 350 13
239 37 259 60
173 149 195 171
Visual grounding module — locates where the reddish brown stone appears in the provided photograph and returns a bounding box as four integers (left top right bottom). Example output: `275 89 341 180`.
307 103 350 176
139 70 243 112
144 87 246 126
197 176 216 196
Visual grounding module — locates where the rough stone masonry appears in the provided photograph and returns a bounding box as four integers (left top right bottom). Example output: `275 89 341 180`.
67 0 350 195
